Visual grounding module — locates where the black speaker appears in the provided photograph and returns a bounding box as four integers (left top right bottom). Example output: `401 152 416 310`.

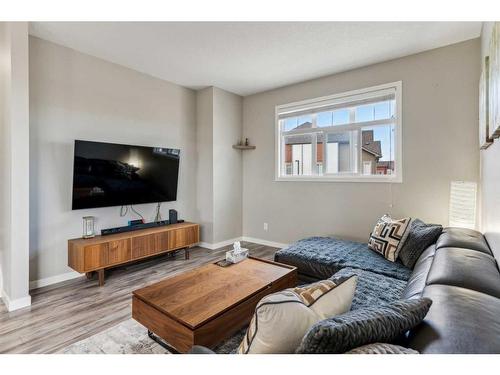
169 209 178 224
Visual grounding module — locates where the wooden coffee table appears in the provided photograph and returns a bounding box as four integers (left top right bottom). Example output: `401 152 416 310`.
132 257 297 353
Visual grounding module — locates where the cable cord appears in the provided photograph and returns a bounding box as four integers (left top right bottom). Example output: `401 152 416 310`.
119 205 128 217
154 203 162 222
130 205 145 222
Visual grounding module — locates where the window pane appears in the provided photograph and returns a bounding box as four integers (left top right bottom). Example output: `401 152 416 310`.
361 125 395 176
324 131 358 174
282 115 313 132
283 134 314 176
355 105 374 122
298 115 313 129
374 102 390 120
317 111 333 127
317 109 350 127
277 84 400 181
390 100 396 118
333 109 350 125
356 101 394 123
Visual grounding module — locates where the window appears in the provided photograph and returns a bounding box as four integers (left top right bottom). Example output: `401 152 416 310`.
275 81 402 182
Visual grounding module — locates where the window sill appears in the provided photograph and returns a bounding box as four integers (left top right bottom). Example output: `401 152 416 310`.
275 175 402 183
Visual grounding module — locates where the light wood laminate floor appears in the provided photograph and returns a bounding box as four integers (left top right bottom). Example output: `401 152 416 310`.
0 242 278 354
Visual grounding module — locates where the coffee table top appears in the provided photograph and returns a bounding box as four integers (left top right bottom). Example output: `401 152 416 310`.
133 257 296 329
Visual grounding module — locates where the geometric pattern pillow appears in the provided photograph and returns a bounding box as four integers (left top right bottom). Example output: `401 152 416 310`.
292 277 357 320
296 297 432 354
368 214 412 262
237 276 357 354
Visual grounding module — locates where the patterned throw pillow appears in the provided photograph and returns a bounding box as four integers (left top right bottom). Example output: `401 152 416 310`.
398 219 443 269
237 275 357 354
296 297 432 354
368 214 412 262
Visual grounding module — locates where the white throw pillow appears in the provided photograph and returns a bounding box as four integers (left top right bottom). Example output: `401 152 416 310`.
237 275 357 354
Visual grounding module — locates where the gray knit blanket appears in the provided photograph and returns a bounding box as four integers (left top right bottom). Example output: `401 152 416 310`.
275 237 412 281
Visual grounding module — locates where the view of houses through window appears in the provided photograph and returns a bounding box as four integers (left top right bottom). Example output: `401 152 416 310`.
277 82 400 181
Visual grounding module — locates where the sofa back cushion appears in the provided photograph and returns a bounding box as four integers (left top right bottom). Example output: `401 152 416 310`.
436 227 491 254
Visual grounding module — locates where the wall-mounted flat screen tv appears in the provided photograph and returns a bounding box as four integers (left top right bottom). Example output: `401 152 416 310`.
72 140 180 210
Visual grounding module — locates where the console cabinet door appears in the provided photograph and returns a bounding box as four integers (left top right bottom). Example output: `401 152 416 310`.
132 235 156 259
154 232 170 254
108 239 131 265
84 243 109 271
168 226 199 250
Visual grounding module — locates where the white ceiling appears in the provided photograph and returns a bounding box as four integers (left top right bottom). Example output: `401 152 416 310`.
29 22 482 96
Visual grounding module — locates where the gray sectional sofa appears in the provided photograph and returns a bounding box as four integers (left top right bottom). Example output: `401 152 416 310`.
192 227 500 354
275 227 500 354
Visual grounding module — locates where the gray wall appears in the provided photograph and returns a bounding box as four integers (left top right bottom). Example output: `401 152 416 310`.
0 22 10 298
480 23 500 260
242 39 480 244
196 87 243 244
196 87 215 243
213 87 243 243
0 22 30 308
29 37 198 282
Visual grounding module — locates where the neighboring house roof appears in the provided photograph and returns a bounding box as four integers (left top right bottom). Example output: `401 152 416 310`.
285 122 382 158
362 130 382 158
295 121 313 130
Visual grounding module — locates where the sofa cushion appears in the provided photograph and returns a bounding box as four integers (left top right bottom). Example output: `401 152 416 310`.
333 267 407 309
407 285 500 353
238 276 357 354
296 298 432 354
425 248 500 298
436 227 491 255
368 214 412 262
401 246 436 299
398 219 442 269
275 237 412 281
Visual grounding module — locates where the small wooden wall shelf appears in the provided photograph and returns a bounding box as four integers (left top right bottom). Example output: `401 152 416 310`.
68 222 200 286
232 145 256 150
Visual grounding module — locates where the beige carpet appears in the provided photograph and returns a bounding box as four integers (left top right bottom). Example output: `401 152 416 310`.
61 319 168 354
61 318 244 354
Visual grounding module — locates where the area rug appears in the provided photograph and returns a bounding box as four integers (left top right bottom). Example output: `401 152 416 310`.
61 319 244 354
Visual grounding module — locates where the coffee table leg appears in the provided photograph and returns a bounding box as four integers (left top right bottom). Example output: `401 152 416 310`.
148 330 180 354
185 247 190 260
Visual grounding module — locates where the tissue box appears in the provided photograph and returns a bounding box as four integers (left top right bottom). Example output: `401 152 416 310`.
226 248 249 264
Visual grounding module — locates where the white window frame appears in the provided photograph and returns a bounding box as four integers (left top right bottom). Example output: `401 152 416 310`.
275 81 403 183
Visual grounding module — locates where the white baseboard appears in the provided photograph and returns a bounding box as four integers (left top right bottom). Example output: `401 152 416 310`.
198 237 243 250
198 236 288 250
29 271 82 290
1 290 31 312
241 236 288 249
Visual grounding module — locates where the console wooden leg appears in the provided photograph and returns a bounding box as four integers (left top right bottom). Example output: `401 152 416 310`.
185 248 190 260
85 272 93 280
98 269 105 286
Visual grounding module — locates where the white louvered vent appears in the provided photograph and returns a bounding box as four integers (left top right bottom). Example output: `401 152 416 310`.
449 181 477 230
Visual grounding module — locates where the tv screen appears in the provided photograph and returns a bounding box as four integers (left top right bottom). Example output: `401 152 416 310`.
72 140 180 210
